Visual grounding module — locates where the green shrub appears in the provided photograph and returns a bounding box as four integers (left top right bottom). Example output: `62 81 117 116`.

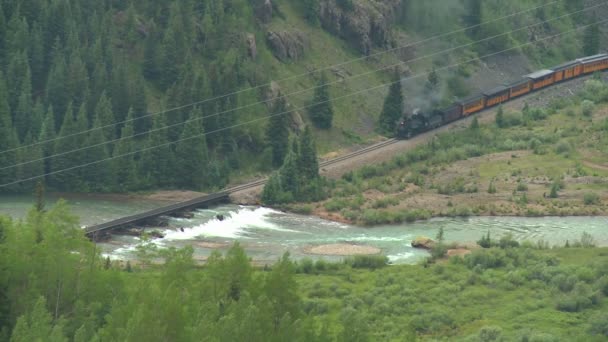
554 140 572 154
583 192 600 205
516 182 528 191
581 99 595 116
344 255 388 269
588 313 608 337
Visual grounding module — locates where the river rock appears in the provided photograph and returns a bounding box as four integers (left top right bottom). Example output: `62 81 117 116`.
411 236 435 250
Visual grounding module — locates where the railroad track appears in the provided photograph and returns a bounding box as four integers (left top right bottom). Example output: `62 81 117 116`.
225 138 399 194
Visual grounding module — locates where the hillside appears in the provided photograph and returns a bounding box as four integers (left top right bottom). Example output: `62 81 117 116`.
0 0 605 194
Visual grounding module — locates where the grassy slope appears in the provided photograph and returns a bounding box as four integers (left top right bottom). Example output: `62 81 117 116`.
301 80 608 225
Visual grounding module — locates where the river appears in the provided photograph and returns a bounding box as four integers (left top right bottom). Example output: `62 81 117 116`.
1 195 606 264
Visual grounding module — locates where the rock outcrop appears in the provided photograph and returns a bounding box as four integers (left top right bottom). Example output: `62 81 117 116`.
411 236 435 250
266 30 309 62
318 0 402 55
245 33 257 59
254 0 273 23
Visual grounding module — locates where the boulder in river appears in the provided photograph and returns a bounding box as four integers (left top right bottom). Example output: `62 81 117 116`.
411 236 435 250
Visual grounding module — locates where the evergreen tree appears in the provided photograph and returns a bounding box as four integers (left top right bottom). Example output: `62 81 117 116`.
46 45 70 129
425 67 440 92
15 133 44 192
464 0 483 38
175 108 209 190
279 143 300 198
470 116 479 130
266 95 290 168
94 92 116 141
83 113 113 192
377 76 404 135
131 73 150 135
51 103 81 190
261 172 283 205
39 106 56 175
0 72 17 191
496 105 505 128
14 69 32 142
113 109 138 191
583 22 600 56
309 73 334 129
302 0 319 24
139 113 175 188
297 126 319 181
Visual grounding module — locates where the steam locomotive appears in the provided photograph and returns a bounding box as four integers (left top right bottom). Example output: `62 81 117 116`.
396 54 608 139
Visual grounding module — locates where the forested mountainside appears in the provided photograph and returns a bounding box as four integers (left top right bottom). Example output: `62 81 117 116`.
0 0 604 194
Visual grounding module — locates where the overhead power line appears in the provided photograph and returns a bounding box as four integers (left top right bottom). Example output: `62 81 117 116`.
2 17 605 188
0 0 562 156
3 1 604 172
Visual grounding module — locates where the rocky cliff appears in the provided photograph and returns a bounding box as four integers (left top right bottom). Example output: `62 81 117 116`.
318 0 403 55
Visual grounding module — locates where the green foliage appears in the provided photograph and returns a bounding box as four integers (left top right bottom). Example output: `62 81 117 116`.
262 127 327 205
377 76 404 136
583 192 600 205
549 182 560 198
583 22 600 56
267 96 290 168
495 105 505 128
487 180 497 194
581 99 595 117
309 73 334 129
344 255 388 270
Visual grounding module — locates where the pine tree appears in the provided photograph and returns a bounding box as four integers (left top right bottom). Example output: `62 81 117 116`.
15 133 44 192
9 297 67 342
51 103 80 190
279 143 300 198
425 67 440 92
175 108 209 190
309 73 334 129
302 0 319 24
0 72 17 191
14 69 32 142
83 112 113 192
297 126 319 181
378 76 404 135
583 22 600 56
470 116 479 130
94 92 116 141
464 0 483 38
113 109 138 191
46 45 70 129
38 106 56 175
139 114 175 188
261 172 282 205
495 105 505 128
266 95 290 168
131 73 150 135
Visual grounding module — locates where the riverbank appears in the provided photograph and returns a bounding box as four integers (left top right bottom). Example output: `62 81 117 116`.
283 94 608 226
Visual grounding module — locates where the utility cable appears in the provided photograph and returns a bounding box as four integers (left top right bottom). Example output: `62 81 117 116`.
3 1 604 171
2 17 605 188
0 0 563 155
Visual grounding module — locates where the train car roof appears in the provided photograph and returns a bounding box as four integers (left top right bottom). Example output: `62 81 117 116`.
577 54 608 64
508 78 530 87
551 60 581 71
577 53 608 63
483 85 509 96
457 94 485 105
525 69 554 80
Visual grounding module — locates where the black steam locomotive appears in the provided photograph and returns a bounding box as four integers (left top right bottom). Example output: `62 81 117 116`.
396 54 608 139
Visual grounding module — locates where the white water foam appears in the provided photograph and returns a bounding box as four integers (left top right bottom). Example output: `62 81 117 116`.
161 206 297 241
387 251 416 263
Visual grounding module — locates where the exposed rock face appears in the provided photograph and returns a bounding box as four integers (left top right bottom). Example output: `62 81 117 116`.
254 0 273 24
265 81 305 132
318 0 402 55
245 33 257 59
266 30 309 62
411 236 435 250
